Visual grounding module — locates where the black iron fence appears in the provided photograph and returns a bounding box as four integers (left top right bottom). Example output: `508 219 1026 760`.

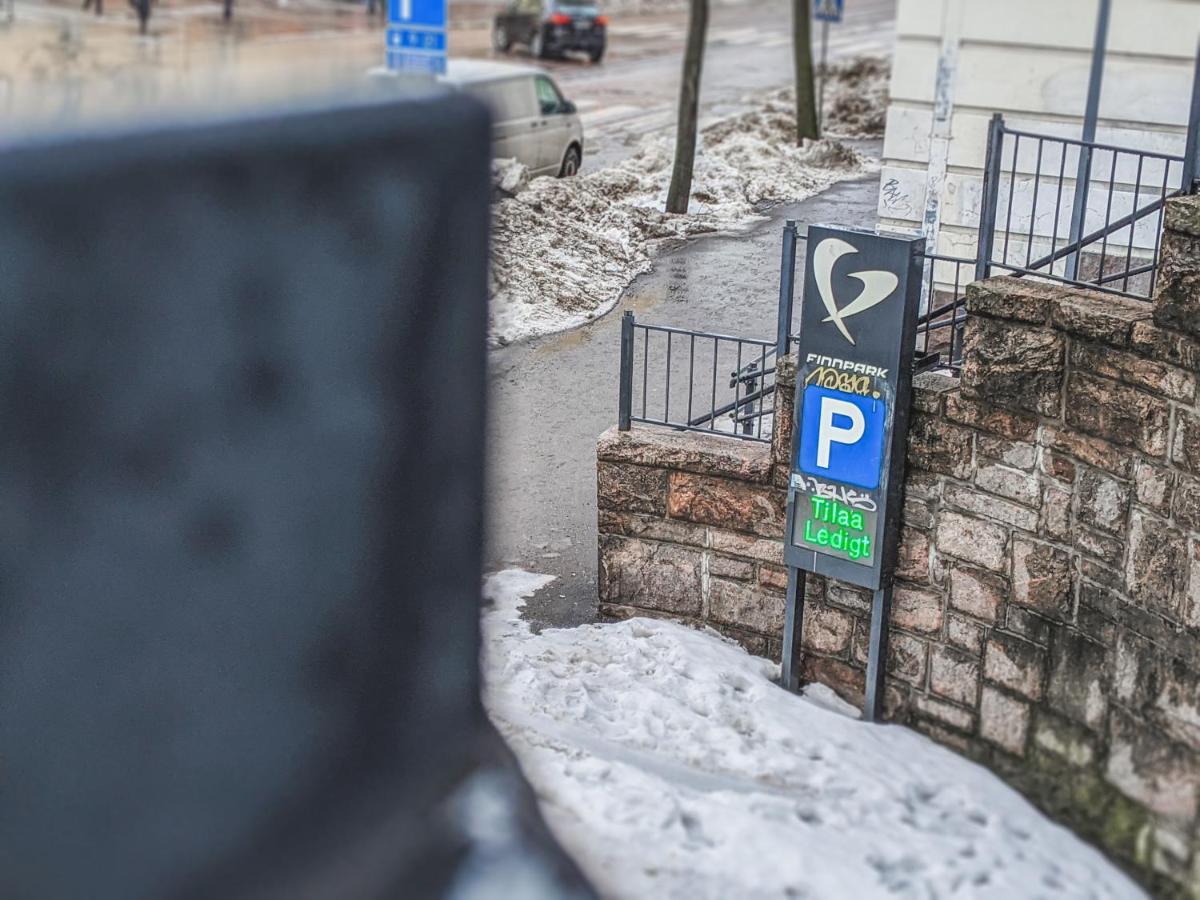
915 252 974 372
614 237 976 443
975 113 1194 298
618 314 776 443
619 89 1200 443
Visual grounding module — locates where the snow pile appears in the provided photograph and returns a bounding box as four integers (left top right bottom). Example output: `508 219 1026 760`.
761 55 890 141
822 55 890 138
482 570 1145 900
489 96 866 345
492 157 531 198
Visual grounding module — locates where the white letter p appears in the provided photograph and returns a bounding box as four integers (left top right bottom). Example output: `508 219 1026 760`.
816 397 865 469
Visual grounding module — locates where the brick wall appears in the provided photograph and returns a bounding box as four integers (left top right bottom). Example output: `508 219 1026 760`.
597 195 1200 897
596 405 794 658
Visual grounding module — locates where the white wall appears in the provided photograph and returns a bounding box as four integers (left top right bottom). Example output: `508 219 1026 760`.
881 0 1200 270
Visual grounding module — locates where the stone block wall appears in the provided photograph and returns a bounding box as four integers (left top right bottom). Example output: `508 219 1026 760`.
597 196 1200 897
596 419 793 658
805 282 1200 894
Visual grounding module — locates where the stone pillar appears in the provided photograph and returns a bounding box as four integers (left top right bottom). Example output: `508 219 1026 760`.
1155 193 1200 338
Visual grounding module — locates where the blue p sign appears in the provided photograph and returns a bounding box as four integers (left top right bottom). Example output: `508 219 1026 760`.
797 385 886 490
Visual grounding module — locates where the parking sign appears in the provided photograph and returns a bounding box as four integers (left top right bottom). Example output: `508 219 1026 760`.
387 0 447 75
780 225 924 718
798 386 887 491
784 225 924 588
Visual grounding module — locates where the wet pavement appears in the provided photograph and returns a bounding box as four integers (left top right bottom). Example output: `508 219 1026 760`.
485 148 882 630
3 0 892 165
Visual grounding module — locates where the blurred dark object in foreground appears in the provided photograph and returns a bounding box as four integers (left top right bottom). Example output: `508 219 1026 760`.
0 92 594 900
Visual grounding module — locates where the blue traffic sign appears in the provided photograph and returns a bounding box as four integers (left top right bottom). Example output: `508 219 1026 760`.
388 0 444 28
813 0 843 23
797 385 886 490
387 0 446 74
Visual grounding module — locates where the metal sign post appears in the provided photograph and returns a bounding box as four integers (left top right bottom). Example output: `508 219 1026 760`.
780 225 925 721
1064 0 1110 281
813 0 843 135
387 0 448 75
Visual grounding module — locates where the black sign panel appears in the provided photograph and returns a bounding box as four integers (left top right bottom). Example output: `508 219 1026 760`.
0 95 593 899
784 226 925 591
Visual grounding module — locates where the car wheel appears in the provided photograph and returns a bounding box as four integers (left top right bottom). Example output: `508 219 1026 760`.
530 28 546 58
589 44 605 63
559 144 581 177
493 25 511 52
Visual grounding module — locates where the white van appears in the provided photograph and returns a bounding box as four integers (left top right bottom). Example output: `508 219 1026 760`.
442 60 585 178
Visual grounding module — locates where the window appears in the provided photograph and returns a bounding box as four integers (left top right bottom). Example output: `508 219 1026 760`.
552 0 597 12
534 76 563 116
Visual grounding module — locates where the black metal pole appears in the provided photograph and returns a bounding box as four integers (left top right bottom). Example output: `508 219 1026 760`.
781 565 806 692
975 113 1004 282
863 584 893 721
1064 0 1110 280
1183 41 1200 195
618 311 634 431
776 220 798 357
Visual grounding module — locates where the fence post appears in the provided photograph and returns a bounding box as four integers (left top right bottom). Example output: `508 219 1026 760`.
618 311 634 431
776 219 798 357
1063 0 1110 280
1183 41 1200 195
975 113 1004 282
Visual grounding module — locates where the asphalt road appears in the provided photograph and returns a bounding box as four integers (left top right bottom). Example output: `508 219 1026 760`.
539 0 896 169
4 0 891 136
486 162 883 630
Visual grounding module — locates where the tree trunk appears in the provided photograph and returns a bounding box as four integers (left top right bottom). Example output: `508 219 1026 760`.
792 0 819 143
665 0 708 214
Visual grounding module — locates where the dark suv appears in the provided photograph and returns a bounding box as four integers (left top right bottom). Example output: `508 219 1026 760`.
493 0 608 63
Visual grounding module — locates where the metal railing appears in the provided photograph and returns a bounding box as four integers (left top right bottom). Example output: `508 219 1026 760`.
976 113 1192 298
619 91 1200 442
618 313 776 443
915 252 974 372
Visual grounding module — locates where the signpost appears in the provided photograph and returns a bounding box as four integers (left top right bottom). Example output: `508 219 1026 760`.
812 0 842 134
780 225 924 721
387 0 447 75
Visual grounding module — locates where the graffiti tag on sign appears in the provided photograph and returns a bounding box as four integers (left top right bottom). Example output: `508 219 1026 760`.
791 473 878 512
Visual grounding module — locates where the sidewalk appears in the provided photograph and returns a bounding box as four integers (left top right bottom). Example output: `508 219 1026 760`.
485 154 883 630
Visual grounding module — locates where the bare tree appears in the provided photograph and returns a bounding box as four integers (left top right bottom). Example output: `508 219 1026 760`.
791 0 818 143
664 0 708 214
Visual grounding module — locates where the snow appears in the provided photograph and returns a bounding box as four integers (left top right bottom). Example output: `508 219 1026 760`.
821 55 890 139
482 569 1146 900
488 94 869 346
492 157 532 198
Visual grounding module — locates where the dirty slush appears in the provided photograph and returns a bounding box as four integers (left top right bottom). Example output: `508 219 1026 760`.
487 57 889 346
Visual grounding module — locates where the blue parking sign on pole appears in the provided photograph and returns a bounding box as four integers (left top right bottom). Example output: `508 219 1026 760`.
387 0 447 75
813 0 842 23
